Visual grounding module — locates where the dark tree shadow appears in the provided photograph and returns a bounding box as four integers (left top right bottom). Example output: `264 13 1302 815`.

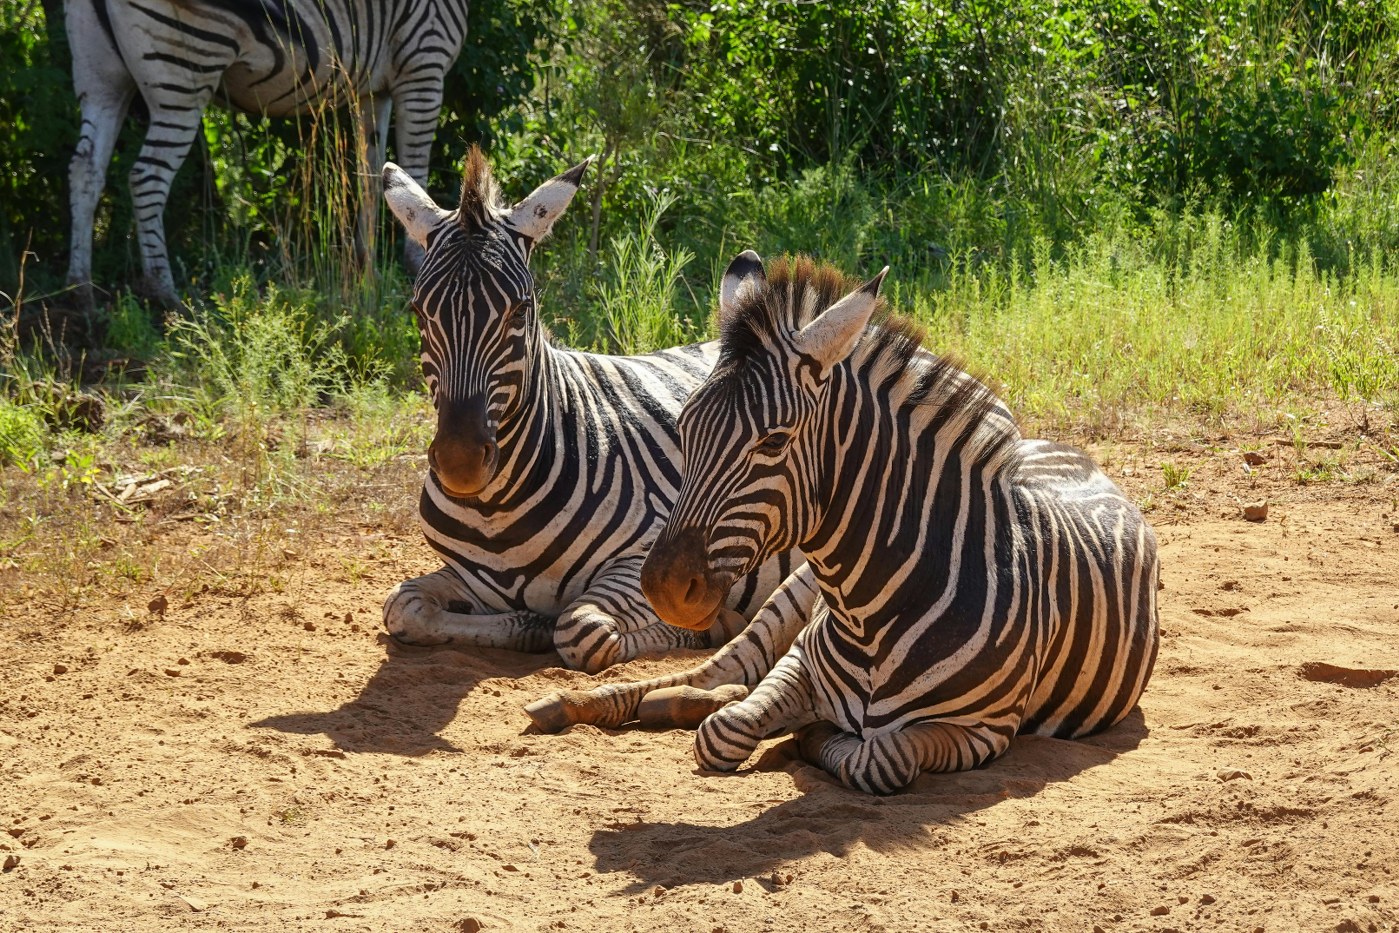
588 708 1149 892
250 635 559 755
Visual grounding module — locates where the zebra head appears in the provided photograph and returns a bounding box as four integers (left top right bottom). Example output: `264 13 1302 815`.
381 148 592 498
641 253 889 630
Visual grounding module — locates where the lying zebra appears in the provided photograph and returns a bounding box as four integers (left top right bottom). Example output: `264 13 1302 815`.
630 253 1160 794
379 150 813 691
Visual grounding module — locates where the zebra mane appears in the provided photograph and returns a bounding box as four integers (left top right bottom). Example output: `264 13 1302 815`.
458 145 505 229
717 255 1023 473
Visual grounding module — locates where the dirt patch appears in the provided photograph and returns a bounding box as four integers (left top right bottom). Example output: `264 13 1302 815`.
2 438 1398 932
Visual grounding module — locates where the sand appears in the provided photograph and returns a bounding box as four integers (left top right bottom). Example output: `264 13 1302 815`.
2 437 1397 932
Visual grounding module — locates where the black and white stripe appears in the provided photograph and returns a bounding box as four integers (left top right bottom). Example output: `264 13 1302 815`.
641 254 1160 794
65 0 468 307
379 151 808 680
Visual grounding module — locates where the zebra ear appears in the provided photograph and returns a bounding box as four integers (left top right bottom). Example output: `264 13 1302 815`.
717 250 766 326
792 267 890 373
382 162 450 248
505 155 595 242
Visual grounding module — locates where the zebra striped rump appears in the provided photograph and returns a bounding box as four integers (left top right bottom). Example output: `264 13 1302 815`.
643 253 1160 794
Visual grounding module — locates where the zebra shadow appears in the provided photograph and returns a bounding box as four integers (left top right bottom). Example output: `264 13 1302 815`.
249 635 556 756
587 708 1148 891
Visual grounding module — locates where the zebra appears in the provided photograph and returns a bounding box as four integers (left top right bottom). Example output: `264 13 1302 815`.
638 252 1160 794
65 0 468 309
378 148 816 716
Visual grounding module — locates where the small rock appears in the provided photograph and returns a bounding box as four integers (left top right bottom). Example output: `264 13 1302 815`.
1201 894 1217 905
148 595 168 615
458 920 483 933
384 839 395 850
164 668 181 677
1178 895 1189 904
177 657 189 666
344 612 354 624
732 880 743 894
3 855 19 871
950 890 959 903
229 836 248 850
52 663 68 675
1243 450 1268 466
1093 927 1106 933
303 621 316 632
1151 905 1170 916
1242 501 1268 522
1217 767 1253 781
1368 895 1380 903
501 863 516 871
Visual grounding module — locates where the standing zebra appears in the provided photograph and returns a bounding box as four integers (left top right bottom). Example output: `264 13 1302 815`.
639 253 1160 794
379 149 814 700
65 0 468 308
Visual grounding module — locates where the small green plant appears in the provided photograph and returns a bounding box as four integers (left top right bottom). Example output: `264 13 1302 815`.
593 191 697 355
1161 462 1191 490
0 396 46 466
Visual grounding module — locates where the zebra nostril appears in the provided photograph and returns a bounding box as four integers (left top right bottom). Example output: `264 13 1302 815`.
481 440 498 464
683 575 702 607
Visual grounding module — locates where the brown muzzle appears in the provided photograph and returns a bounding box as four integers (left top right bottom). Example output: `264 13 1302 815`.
428 399 498 497
641 528 732 630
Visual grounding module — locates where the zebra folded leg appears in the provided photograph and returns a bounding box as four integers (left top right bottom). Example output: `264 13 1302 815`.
525 564 819 731
383 566 555 652
795 720 1013 795
693 650 818 773
550 556 724 674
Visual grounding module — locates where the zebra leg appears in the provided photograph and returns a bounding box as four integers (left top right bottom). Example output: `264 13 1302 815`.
126 83 222 309
795 720 1013 795
552 554 746 674
389 69 445 275
65 0 135 311
355 93 392 268
524 564 819 732
694 648 819 773
383 565 555 652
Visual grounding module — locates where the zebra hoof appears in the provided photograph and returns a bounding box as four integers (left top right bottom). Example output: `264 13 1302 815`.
637 685 749 729
795 721 843 762
704 608 748 647
523 693 574 732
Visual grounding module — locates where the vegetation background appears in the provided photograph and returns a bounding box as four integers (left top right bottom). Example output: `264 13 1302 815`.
1 0 1398 498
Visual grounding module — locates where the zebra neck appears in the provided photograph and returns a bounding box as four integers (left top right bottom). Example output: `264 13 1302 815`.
801 366 1017 640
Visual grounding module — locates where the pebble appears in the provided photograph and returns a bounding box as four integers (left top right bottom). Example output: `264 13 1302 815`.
732 880 743 894
3 855 18 871
1151 905 1170 916
148 594 168 615
1217 768 1253 781
458 919 483 933
229 836 248 850
1243 450 1268 466
1242 501 1268 522
1201 894 1217 905
52 663 68 675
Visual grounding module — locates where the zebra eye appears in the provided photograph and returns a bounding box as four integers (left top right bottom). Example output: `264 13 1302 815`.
755 431 790 455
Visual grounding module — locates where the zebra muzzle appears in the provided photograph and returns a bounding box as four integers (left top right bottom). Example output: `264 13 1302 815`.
641 529 731 631
428 429 499 498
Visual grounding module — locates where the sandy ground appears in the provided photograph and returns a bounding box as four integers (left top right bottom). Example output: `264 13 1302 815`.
2 436 1398 932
